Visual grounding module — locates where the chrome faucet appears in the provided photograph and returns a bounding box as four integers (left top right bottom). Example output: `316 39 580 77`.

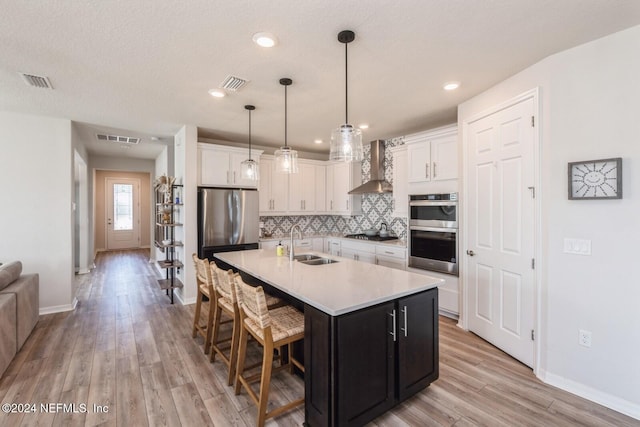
289 224 303 261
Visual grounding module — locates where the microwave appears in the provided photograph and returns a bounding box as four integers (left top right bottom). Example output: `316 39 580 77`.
409 193 457 228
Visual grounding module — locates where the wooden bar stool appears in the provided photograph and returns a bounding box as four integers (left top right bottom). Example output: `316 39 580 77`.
233 277 305 427
209 263 283 386
191 254 216 354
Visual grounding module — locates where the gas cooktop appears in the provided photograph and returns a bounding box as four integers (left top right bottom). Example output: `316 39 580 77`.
344 234 398 242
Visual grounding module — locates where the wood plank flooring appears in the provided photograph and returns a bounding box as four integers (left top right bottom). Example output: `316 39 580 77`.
0 249 637 426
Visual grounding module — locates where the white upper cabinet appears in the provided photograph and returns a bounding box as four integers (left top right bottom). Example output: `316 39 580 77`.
288 162 317 214
259 157 288 215
315 165 326 213
390 145 408 218
326 161 362 216
198 143 263 188
405 125 457 183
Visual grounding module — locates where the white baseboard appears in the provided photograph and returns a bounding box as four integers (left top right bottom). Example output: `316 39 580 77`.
439 309 459 320
40 297 78 315
538 369 640 421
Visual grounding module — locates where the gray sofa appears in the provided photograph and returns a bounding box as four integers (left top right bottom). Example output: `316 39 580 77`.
0 261 39 376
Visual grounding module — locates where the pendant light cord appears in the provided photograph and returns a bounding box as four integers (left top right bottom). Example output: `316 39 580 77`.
248 109 252 160
345 41 348 125
284 84 288 148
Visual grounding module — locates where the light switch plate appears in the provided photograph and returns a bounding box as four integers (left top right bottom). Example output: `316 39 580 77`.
564 238 592 255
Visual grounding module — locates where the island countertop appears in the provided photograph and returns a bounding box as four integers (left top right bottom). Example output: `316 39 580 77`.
215 249 443 316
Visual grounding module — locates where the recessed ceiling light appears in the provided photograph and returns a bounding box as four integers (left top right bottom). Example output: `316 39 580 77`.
358 124 369 130
252 32 278 48
314 139 323 144
208 89 226 98
443 81 460 91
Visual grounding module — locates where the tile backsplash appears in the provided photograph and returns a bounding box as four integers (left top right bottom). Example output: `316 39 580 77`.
261 137 407 238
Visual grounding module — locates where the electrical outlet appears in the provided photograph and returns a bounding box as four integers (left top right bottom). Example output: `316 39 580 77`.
579 329 592 347
564 238 592 255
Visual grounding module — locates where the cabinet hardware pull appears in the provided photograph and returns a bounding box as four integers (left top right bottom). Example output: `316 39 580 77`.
389 309 397 342
385 251 394 255
433 162 437 178
346 199 349 210
425 163 429 179
301 200 303 210
233 171 236 183
401 306 408 337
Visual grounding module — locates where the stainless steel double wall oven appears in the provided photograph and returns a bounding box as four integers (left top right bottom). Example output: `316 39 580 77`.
408 193 458 275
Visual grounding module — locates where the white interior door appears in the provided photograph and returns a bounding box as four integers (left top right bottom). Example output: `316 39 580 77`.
106 178 140 250
465 95 536 367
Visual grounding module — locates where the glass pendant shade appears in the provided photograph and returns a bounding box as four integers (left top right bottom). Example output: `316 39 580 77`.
329 30 363 163
241 104 259 181
274 146 298 173
330 124 363 161
275 77 298 174
240 158 259 180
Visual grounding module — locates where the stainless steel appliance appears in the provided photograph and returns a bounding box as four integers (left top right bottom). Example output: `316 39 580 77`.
408 193 458 275
197 187 259 262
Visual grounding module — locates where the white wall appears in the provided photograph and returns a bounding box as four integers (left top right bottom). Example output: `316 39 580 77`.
0 112 75 313
173 125 198 304
458 25 640 418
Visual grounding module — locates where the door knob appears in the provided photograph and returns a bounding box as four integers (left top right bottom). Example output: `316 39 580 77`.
466 250 475 256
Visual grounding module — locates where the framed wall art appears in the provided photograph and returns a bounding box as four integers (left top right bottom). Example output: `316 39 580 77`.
568 157 622 200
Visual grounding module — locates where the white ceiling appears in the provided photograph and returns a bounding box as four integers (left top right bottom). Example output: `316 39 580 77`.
2 1 639 160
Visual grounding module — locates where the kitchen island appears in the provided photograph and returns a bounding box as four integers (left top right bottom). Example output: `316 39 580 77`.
215 249 442 427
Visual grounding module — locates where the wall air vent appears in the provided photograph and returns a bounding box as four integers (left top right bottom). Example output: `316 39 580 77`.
20 73 53 89
96 134 141 144
220 75 249 91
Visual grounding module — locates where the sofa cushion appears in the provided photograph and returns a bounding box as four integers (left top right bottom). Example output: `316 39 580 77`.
0 273 38 350
0 293 17 376
0 261 22 291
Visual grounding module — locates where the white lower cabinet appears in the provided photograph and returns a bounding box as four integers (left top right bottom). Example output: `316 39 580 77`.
407 267 459 316
326 238 341 256
259 240 279 250
312 238 324 252
375 245 406 270
340 240 376 264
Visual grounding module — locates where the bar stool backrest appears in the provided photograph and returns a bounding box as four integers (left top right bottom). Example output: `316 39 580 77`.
234 275 271 329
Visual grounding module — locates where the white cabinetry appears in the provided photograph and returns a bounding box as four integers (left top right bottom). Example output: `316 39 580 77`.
390 145 408 218
375 245 406 270
259 157 289 215
288 162 317 214
315 166 326 213
326 238 341 256
407 267 459 317
198 143 263 188
326 162 362 216
405 125 457 183
340 240 376 264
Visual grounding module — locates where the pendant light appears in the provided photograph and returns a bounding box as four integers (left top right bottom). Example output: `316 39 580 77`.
240 105 259 181
329 30 363 162
274 78 298 173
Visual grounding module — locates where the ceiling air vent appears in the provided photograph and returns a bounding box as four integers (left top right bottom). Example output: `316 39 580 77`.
220 75 249 91
20 73 53 89
96 134 141 144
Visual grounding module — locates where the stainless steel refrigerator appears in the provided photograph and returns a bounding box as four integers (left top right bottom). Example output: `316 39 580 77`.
197 187 259 262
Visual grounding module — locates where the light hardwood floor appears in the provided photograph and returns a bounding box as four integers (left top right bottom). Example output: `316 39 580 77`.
0 249 637 426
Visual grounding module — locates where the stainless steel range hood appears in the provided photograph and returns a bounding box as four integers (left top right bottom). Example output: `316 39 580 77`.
348 140 393 194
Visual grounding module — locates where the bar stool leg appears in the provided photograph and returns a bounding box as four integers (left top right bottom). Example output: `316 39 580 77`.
203 297 216 354
209 302 223 363
192 291 202 338
234 322 249 395
227 309 240 386
257 337 275 427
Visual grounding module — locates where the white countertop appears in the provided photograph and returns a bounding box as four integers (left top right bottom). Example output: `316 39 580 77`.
215 249 442 316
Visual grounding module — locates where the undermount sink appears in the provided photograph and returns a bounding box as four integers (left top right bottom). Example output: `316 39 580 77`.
299 257 339 266
293 254 322 261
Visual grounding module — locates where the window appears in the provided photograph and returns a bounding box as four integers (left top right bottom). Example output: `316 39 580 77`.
113 184 133 230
